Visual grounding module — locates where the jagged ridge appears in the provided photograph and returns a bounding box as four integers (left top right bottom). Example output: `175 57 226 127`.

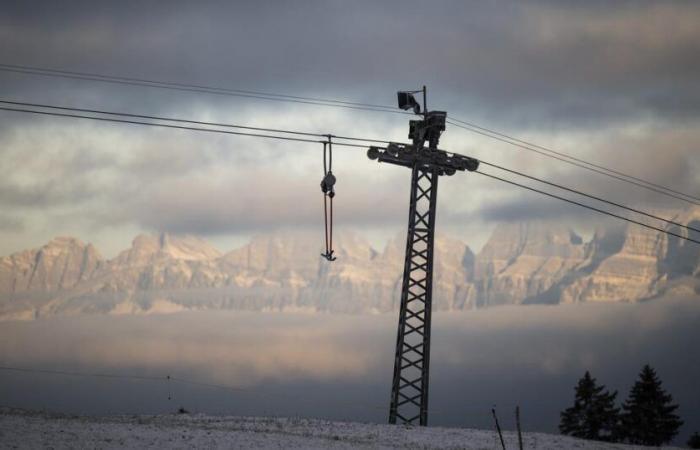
1 213 700 320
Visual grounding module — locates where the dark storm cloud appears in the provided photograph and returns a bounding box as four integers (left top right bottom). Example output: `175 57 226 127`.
2 1 700 128
2 1 700 245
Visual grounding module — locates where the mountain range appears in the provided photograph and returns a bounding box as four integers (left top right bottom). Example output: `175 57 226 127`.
2 210 700 320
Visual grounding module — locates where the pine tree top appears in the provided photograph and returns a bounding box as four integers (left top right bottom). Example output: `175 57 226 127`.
620 365 683 446
560 370 619 442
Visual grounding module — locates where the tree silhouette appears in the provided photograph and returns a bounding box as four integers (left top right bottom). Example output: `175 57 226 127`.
618 365 683 445
559 371 619 441
687 432 700 449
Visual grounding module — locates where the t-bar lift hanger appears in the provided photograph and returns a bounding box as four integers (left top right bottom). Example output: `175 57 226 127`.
320 134 337 261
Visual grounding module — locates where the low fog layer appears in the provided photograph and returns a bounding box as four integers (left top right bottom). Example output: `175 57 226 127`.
1 295 698 443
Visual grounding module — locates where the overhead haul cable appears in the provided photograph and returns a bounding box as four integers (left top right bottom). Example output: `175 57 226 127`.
0 105 368 148
1 102 698 246
1 99 696 235
0 63 402 114
478 160 700 234
448 116 700 204
2 62 698 205
476 170 700 245
446 119 700 207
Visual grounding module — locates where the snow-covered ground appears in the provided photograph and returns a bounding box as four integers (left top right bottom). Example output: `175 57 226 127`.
0 408 682 449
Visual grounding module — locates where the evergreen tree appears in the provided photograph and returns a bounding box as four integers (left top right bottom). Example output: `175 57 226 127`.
559 371 619 441
688 432 700 449
618 365 683 446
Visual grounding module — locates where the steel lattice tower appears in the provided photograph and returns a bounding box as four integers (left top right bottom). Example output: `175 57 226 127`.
367 88 479 426
390 165 438 425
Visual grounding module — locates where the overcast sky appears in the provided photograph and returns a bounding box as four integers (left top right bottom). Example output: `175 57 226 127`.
1 1 699 257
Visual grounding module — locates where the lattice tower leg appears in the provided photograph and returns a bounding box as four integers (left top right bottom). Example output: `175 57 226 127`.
388 166 439 426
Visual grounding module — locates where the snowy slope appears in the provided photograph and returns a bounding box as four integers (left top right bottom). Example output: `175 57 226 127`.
0 408 682 449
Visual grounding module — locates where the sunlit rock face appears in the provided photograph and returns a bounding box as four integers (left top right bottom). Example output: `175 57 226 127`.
91 233 225 292
220 231 322 286
558 224 663 303
659 209 700 280
473 223 586 307
2 211 700 319
335 233 476 313
0 237 102 293
553 209 700 304
431 235 476 310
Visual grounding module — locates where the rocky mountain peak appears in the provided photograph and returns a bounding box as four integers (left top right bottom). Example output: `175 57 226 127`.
2 216 700 319
220 230 375 285
476 222 584 277
473 222 586 306
115 232 222 266
44 236 84 248
0 236 102 294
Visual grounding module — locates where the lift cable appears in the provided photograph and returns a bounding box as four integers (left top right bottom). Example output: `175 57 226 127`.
478 160 700 234
0 365 545 417
0 63 399 112
0 101 379 148
0 365 388 410
0 365 165 382
2 62 698 205
446 119 700 206
1 99 696 235
0 99 326 138
0 105 369 148
449 116 700 203
0 98 392 145
0 64 403 115
1 102 699 245
475 170 700 245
